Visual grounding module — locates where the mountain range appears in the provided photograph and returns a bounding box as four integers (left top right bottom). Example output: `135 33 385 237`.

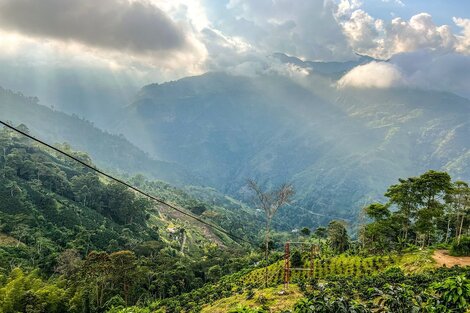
1 55 469 229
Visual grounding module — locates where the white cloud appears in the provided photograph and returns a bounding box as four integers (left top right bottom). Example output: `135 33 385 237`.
386 14 456 55
205 0 356 61
338 50 470 99
336 0 362 17
338 61 405 88
454 17 470 54
338 10 470 59
341 10 384 51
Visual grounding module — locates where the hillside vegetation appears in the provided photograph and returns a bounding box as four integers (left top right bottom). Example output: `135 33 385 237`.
0 124 266 312
0 122 468 313
0 87 198 186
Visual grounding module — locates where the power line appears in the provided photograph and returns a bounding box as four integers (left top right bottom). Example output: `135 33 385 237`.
0 120 253 245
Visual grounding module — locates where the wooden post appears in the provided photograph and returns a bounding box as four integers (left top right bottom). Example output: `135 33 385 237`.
284 242 290 290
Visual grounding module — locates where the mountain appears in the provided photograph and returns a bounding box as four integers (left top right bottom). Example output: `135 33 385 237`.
0 86 284 233
0 87 198 186
116 71 470 228
2 66 468 230
0 125 269 310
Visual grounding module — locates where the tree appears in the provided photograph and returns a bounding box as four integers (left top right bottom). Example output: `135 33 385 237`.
413 171 452 246
448 181 470 243
110 251 138 305
54 249 82 278
300 227 311 237
364 203 390 221
82 251 113 309
247 179 294 287
361 203 396 252
71 173 102 209
207 265 222 282
327 220 349 254
314 227 327 239
385 177 419 242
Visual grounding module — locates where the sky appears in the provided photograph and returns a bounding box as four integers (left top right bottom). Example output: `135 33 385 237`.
0 0 469 114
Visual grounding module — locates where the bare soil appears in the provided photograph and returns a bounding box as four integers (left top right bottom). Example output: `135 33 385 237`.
433 250 470 267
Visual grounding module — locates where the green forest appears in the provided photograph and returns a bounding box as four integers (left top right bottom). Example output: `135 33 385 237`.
0 123 469 313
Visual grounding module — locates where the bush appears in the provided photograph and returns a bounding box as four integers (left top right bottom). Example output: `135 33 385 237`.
450 237 470 256
430 275 470 313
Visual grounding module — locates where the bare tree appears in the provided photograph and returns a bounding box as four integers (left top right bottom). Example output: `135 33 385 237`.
247 179 294 287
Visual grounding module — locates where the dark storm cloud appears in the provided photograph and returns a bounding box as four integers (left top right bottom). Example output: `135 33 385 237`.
0 0 189 54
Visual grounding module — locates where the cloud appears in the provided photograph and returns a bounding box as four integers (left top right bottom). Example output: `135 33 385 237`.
390 51 470 99
0 0 190 54
454 17 470 54
336 0 362 17
0 0 210 79
338 10 469 59
1 0 469 95
341 10 384 51
385 14 456 55
338 50 470 99
203 0 356 61
338 61 404 88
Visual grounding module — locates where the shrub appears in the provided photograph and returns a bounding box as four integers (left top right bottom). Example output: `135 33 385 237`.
429 275 470 313
450 237 470 256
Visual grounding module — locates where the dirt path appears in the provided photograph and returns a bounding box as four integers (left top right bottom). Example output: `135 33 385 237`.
433 250 470 267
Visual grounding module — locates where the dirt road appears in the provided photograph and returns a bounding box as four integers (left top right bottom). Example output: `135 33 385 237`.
433 250 470 267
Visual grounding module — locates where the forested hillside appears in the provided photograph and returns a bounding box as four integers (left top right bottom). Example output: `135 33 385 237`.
0 87 198 186
0 124 268 312
0 122 468 313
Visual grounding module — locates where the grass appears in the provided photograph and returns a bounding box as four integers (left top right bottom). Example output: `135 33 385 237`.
394 249 436 273
200 284 303 313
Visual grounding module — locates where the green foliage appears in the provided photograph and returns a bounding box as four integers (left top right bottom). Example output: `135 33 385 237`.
294 296 369 313
106 306 152 313
450 236 470 257
0 125 265 312
430 275 470 312
0 268 68 313
291 250 302 268
327 221 349 254
294 267 470 313
362 171 469 253
1 121 469 313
